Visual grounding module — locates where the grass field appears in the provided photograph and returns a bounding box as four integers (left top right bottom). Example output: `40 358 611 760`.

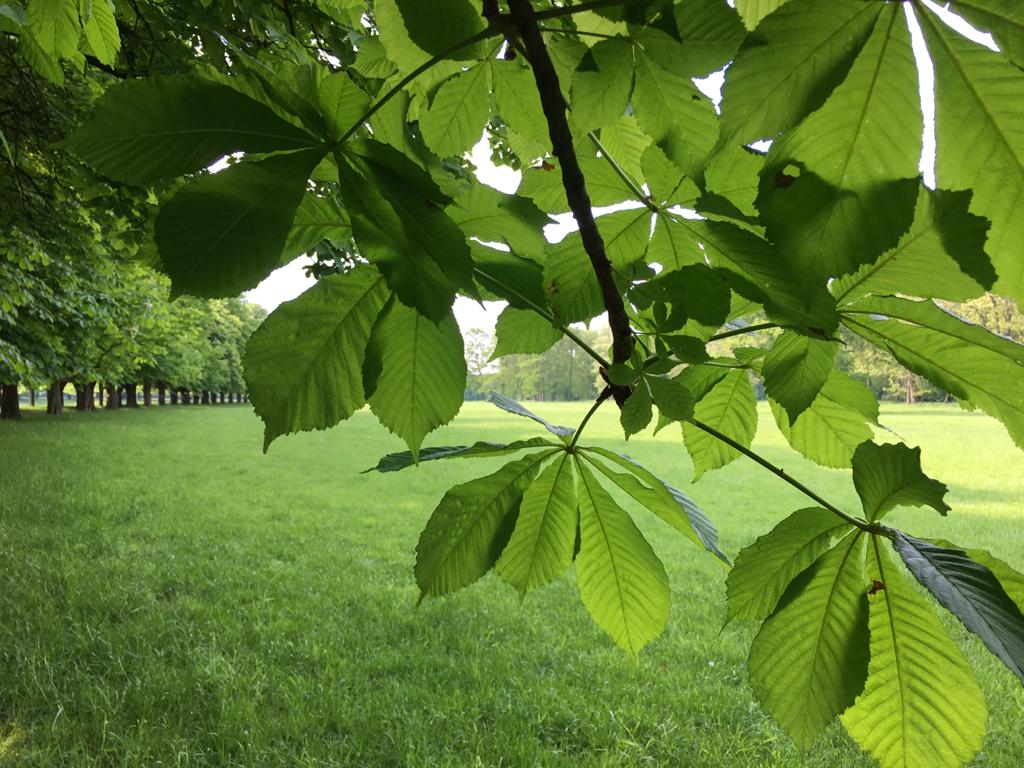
1 402 1022 767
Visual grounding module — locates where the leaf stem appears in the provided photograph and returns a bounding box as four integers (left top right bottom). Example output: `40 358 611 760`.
569 387 613 449
588 132 658 212
707 322 777 343
686 417 881 533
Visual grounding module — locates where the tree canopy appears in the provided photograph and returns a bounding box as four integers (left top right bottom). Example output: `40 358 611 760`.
3 1 1024 766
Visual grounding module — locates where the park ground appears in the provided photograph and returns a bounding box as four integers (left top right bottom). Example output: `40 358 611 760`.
0 402 1022 767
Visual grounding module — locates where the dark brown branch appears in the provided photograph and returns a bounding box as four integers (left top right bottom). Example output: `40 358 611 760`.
84 55 129 79
506 0 634 405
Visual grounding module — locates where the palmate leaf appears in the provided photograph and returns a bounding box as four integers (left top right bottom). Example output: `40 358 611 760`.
649 2 745 78
415 450 558 600
852 442 950 522
920 8 1024 304
581 446 727 563
496 453 578 595
364 438 559 473
893 533 1024 684
156 149 325 298
620 382 653 439
63 75 321 185
733 0 790 31
244 265 390 451
336 140 473 322
682 367 757 480
727 507 847 623
518 155 633 214
717 0 884 151
842 542 987 768
490 308 562 359
841 296 1024 449
761 331 837 423
27 0 78 59
748 531 869 749
318 71 370 141
419 62 490 158
469 243 548 310
366 300 466 461
760 5 921 285
831 187 994 304
772 370 878 469
573 457 671 658
486 392 574 439
490 59 549 147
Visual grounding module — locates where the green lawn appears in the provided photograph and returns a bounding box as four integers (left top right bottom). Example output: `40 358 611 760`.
1 402 1022 767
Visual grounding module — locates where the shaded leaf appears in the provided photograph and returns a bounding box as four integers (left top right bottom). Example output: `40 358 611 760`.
762 331 837 423
365 438 559 473
491 307 562 359
683 368 757 479
852 442 950 522
487 392 573 439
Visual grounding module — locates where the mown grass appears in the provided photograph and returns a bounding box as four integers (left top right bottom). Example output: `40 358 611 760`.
0 402 1022 767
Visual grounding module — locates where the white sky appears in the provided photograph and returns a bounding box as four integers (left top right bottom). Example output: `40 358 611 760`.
244 1 995 332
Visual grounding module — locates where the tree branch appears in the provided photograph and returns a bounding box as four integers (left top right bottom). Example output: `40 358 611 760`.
506 0 633 405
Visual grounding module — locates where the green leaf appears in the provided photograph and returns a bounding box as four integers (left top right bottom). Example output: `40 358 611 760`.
921 8 1024 304
893 533 1024 684
762 331 837 423
496 453 578 595
759 6 921 284
63 75 321 185
727 507 847 623
244 266 389 450
336 140 473 322
279 193 351 266
318 71 370 141
718 0 883 150
772 370 878 469
446 185 551 262
366 438 559 473
490 59 549 148
598 117 652 183
852 443 950 522
366 301 466 460
734 0 790 30
630 264 731 331
683 368 757 480
949 0 1024 69
704 144 764 218
487 392 574 439
80 0 119 66
655 1 745 77
569 37 634 134
393 0 486 61
958 545 1024 614
543 231 604 324
647 376 694 423
581 447 727 563
748 531 869 749
841 296 1024 449
469 243 548 310
420 63 490 158
573 457 670 657
27 0 78 59
491 308 562 359
518 155 632 214
633 51 719 179
156 149 325 298
841 542 986 768
832 187 994 304
620 382 653 439
415 451 557 600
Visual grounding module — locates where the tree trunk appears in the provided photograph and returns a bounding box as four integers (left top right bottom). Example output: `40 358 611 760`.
29 389 36 407
170 389 178 405
125 383 138 408
201 391 210 405
905 373 916 405
0 383 21 420
157 383 166 406
192 392 200 405
105 384 120 410
46 382 64 415
143 381 152 407
74 382 95 412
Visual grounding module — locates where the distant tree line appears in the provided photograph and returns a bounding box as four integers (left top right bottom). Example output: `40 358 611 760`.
0 233 265 419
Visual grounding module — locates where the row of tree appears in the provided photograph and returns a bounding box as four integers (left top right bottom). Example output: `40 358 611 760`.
0 235 265 419
464 295 1024 403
